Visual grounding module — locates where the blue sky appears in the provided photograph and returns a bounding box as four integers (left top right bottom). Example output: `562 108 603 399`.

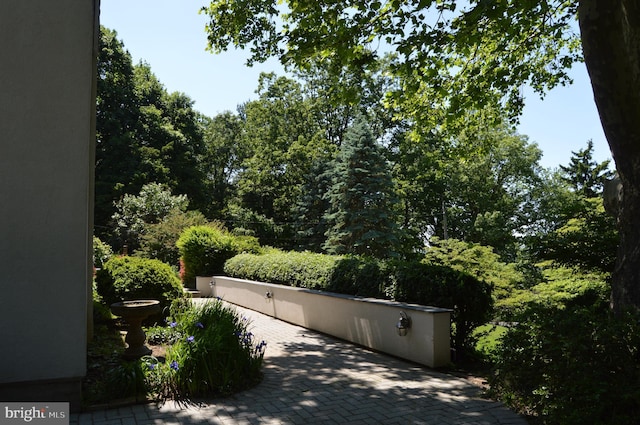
100 0 612 170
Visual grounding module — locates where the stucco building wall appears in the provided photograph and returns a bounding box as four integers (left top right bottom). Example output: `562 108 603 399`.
0 0 98 409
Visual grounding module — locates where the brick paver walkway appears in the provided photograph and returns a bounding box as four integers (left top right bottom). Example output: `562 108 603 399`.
72 304 528 424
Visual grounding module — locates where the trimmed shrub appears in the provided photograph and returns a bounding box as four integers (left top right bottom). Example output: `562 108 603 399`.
224 251 386 296
225 251 493 354
327 256 387 297
390 261 493 353
136 209 210 267
224 251 338 290
95 256 183 308
177 225 261 287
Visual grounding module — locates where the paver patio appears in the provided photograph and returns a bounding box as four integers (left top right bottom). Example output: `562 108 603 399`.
72 304 528 424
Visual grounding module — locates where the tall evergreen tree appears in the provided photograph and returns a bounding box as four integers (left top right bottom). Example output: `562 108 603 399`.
323 119 401 258
559 139 614 198
531 141 618 272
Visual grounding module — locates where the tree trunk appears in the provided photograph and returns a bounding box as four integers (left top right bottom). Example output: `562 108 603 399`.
579 0 640 314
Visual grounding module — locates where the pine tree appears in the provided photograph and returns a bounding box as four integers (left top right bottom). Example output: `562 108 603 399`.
559 140 614 198
323 119 400 258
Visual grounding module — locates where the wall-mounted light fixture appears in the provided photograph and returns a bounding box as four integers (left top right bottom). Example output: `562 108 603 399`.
265 291 273 300
396 311 411 336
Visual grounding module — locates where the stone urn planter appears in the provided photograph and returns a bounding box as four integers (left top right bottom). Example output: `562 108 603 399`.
110 300 161 360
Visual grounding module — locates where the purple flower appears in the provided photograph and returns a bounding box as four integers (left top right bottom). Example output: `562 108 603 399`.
254 340 267 354
196 322 204 329
187 335 195 343
169 321 177 328
170 361 179 371
147 363 156 370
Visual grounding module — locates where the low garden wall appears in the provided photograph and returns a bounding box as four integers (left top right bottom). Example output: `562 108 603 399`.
199 276 452 368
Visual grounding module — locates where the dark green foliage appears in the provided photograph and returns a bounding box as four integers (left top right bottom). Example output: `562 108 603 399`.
225 205 286 248
496 264 609 324
534 198 618 273
95 27 140 233
136 209 210 268
224 251 340 290
424 237 526 318
225 251 388 297
390 261 493 353
328 256 387 297
112 182 189 252
177 225 261 287
201 112 246 217
492 300 640 424
95 256 183 308
83 324 132 405
147 299 265 401
559 140 614 198
104 360 148 402
95 27 208 240
93 236 114 269
294 159 333 252
225 251 493 353
225 252 387 297
230 73 330 247
323 118 402 258
529 142 618 273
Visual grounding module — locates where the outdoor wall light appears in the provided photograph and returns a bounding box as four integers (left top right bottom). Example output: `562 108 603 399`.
265 291 273 300
396 311 411 336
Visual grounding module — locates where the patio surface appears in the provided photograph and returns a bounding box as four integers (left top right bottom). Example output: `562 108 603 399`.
71 303 528 424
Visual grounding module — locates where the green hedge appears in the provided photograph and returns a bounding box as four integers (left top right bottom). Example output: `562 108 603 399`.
390 261 493 352
177 226 261 287
224 251 493 352
224 252 387 297
95 256 183 308
224 251 337 289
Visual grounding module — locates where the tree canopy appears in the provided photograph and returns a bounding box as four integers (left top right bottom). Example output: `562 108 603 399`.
202 0 581 127
96 27 208 240
201 0 640 313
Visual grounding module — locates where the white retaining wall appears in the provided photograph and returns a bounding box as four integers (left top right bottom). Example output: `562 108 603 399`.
204 276 452 368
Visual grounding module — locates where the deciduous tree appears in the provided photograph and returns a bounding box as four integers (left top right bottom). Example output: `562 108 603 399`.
202 0 640 313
